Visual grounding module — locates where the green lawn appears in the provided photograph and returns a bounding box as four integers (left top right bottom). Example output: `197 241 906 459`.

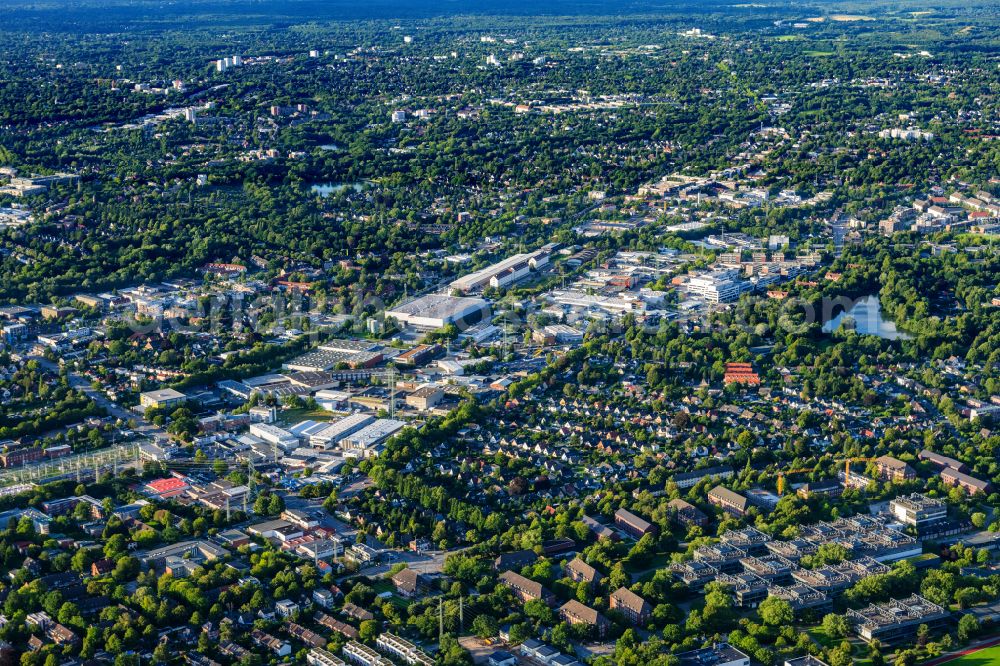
624 552 672 575
278 407 339 426
939 645 1000 666
372 579 411 609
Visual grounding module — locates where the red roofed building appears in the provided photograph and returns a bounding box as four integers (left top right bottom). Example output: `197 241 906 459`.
145 476 189 498
724 363 760 386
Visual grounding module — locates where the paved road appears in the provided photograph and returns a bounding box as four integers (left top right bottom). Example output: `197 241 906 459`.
33 355 171 444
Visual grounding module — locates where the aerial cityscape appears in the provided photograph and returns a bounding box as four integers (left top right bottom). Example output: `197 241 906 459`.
0 1 999 665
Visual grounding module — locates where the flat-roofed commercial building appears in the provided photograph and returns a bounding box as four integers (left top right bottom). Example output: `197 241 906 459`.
339 419 405 458
791 557 890 595
684 269 749 303
767 584 832 614
449 248 552 294
139 388 187 410
284 349 382 372
249 423 298 450
720 527 771 555
309 414 376 449
406 386 445 411
385 294 490 330
740 554 795 583
716 572 769 608
676 643 750 666
848 595 950 644
889 493 947 526
395 343 444 366
669 560 718 591
693 542 747 573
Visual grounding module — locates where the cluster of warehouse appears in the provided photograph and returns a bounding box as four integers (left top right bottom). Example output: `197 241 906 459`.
241 413 406 464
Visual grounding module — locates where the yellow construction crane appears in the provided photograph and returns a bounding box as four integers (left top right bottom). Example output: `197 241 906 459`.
841 457 878 485
778 456 879 495
776 468 815 495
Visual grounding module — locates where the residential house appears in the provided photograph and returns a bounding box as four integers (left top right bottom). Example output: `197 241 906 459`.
391 568 425 598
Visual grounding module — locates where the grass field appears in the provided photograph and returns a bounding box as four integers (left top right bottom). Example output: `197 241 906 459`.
939 645 1000 666
278 407 341 426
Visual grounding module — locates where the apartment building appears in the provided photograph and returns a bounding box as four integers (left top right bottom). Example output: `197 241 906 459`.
565 557 602 587
941 468 992 494
499 570 556 605
343 641 394 666
558 600 610 637
614 508 657 539
874 456 917 482
917 449 968 473
666 498 709 527
307 648 347 666
672 465 734 489
609 587 652 624
708 485 750 516
376 633 435 666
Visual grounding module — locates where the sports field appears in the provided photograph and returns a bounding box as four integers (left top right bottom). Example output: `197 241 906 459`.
937 645 1000 666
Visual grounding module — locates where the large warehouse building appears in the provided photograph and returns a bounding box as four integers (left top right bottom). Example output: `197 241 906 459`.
449 245 554 294
385 293 490 330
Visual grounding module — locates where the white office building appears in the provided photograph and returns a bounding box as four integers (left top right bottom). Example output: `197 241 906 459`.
685 269 750 303
249 423 298 451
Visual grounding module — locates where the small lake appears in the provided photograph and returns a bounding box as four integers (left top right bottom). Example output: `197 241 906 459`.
318 144 340 151
821 295 912 340
310 181 366 197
